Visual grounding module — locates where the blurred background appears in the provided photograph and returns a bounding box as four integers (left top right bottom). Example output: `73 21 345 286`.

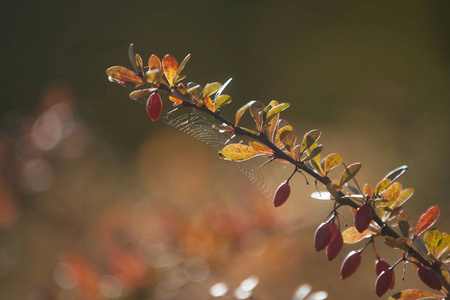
0 0 449 299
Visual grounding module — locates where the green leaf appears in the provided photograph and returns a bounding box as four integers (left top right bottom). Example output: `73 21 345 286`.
324 153 343 174
384 237 409 251
423 228 442 256
415 206 440 237
202 82 222 98
213 94 232 112
265 103 290 124
436 232 450 259
106 66 144 86
398 211 413 238
339 163 362 187
388 289 443 300
374 178 391 196
219 144 264 161
384 165 408 182
249 101 266 132
300 129 321 153
235 101 255 126
342 227 376 244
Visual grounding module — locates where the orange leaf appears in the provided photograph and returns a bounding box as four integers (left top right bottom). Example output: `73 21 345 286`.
415 206 440 237
364 184 373 198
249 141 274 155
387 289 443 300
219 144 264 161
342 227 375 244
162 54 179 86
148 54 161 70
204 96 214 112
383 182 402 203
169 95 183 104
106 66 144 85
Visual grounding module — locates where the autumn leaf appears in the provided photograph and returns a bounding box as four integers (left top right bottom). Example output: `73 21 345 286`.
219 144 264 161
162 54 179 86
423 228 442 256
203 82 222 99
106 66 144 86
398 211 413 238
384 237 409 251
300 129 321 153
415 206 440 237
374 178 391 196
388 289 443 300
339 163 362 187
249 141 274 155
213 95 232 112
383 182 402 203
436 232 450 259
235 101 256 125
342 227 375 244
324 153 343 174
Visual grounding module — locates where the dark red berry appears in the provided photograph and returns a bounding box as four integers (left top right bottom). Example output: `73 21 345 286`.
326 232 343 261
330 222 339 235
354 205 372 233
314 223 333 251
375 270 394 297
418 266 443 290
273 182 290 207
375 259 395 289
146 93 162 121
340 251 362 279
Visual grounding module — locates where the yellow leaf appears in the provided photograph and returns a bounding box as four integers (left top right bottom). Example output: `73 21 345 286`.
219 144 264 161
342 227 375 244
249 141 274 155
324 153 343 174
162 54 179 86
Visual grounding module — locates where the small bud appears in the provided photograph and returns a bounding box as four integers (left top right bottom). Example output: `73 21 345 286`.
273 182 290 207
326 232 343 261
375 270 394 297
418 266 443 290
314 223 333 252
340 251 362 279
146 92 163 121
354 205 372 233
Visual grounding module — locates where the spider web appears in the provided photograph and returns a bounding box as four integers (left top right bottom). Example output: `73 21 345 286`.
164 107 289 197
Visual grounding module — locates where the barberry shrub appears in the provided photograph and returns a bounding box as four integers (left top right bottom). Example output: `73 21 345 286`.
106 45 450 299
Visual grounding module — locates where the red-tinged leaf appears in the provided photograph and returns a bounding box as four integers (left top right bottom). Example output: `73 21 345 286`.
202 82 222 99
204 96 214 112
235 101 255 125
398 211 413 238
436 232 450 259
219 144 264 161
387 289 443 300
249 141 274 155
169 95 183 104
148 54 161 70
339 163 362 187
364 184 373 199
265 103 290 124
293 144 301 161
162 54 179 86
384 165 408 183
300 129 321 153
374 178 391 196
106 66 144 85
423 229 442 256
383 182 402 203
279 128 297 153
394 188 415 208
129 89 153 102
265 112 279 143
177 54 190 75
249 101 266 132
324 153 343 174
385 237 409 251
415 206 440 237
135 54 144 74
342 227 376 244
275 125 293 147
213 94 232 111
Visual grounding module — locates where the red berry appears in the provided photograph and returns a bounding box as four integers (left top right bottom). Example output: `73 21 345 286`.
273 182 290 207
418 266 443 290
314 223 333 251
330 222 339 235
354 205 372 233
146 92 162 121
375 270 394 297
340 251 362 279
326 232 343 261
375 259 395 289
